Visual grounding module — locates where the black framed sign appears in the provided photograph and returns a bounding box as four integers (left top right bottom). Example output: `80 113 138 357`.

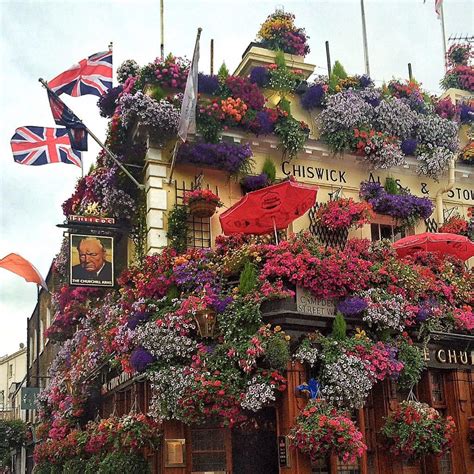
69 234 115 287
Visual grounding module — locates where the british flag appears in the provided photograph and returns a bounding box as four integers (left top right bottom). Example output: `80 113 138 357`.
48 50 112 97
10 126 82 167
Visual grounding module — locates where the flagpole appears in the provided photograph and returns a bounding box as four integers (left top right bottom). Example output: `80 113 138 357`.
168 27 202 184
38 78 144 190
360 0 371 76
440 3 448 71
160 0 165 59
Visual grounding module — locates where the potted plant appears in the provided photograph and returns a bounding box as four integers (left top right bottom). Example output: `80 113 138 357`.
381 400 456 460
315 197 374 230
290 398 367 464
183 189 223 218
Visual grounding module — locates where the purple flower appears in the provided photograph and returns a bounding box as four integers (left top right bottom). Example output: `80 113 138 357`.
198 73 219 95
459 103 474 124
241 173 269 192
337 297 368 316
401 139 418 156
211 296 233 313
301 84 324 110
359 180 434 222
97 85 123 118
177 142 253 175
127 310 150 330
130 347 155 372
359 75 374 88
249 67 270 87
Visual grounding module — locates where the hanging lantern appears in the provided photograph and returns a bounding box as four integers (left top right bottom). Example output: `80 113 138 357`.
194 308 216 338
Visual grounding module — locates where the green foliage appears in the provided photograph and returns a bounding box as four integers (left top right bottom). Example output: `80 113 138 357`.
331 313 347 341
146 84 166 101
34 465 55 474
166 285 180 301
329 60 348 92
262 158 276 182
217 62 229 84
98 452 150 474
63 457 89 473
275 50 287 69
397 340 425 391
0 419 26 467
264 333 290 370
278 97 292 115
239 261 258 296
166 205 189 253
218 297 263 343
274 116 309 159
323 129 354 154
84 455 102 474
384 177 400 195
196 112 224 143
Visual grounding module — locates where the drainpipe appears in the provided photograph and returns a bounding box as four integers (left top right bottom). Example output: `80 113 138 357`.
435 158 456 225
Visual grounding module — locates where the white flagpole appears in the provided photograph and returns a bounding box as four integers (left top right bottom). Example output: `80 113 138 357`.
439 2 448 71
360 0 371 76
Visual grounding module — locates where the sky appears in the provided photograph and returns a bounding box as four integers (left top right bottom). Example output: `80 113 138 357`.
0 0 472 356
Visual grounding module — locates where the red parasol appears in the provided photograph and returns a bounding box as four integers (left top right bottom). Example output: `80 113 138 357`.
393 232 474 261
219 179 318 240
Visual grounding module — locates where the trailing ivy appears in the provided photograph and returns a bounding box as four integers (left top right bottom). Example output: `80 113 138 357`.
166 205 189 254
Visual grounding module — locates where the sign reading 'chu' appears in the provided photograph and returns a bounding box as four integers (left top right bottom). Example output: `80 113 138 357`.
296 287 336 317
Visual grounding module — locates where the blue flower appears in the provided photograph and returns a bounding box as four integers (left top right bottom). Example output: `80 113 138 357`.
301 84 324 110
337 297 368 316
249 67 270 87
130 347 155 372
401 139 418 156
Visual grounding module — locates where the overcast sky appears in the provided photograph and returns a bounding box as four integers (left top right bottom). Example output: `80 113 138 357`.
0 0 472 356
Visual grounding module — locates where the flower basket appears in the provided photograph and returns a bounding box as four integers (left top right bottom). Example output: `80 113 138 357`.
290 399 367 464
184 189 222 218
189 199 218 218
381 400 456 460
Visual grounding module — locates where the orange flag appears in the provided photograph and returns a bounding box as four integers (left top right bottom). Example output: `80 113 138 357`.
0 253 48 291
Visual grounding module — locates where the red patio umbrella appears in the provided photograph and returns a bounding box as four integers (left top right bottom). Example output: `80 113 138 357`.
393 232 474 261
219 179 318 241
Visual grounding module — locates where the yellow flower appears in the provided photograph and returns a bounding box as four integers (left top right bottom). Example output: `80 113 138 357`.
354 327 367 340
274 325 282 332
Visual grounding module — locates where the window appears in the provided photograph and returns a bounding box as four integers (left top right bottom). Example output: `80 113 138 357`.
190 426 227 472
0 390 4 409
8 364 13 378
39 318 44 352
46 307 51 330
371 223 406 242
311 457 330 473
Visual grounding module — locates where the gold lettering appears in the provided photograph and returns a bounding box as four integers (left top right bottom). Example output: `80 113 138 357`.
459 352 468 365
436 349 446 363
423 348 430 362
448 350 457 364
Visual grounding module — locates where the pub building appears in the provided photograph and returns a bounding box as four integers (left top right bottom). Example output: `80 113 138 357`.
29 15 474 474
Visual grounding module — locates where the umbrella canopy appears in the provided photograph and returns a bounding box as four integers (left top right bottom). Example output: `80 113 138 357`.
393 232 474 261
219 179 318 235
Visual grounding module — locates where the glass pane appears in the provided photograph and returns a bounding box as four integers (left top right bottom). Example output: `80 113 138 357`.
439 452 453 474
311 457 330 474
371 223 380 241
380 224 393 240
430 371 445 404
191 428 225 451
192 451 226 471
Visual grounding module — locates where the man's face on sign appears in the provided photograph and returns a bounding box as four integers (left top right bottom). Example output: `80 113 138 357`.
78 239 106 273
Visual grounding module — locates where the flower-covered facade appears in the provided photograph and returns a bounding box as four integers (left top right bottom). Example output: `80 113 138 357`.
26 11 474 474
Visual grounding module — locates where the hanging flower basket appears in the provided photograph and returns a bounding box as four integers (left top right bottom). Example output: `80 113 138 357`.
189 199 218 218
381 400 456 460
184 189 223 218
290 398 367 464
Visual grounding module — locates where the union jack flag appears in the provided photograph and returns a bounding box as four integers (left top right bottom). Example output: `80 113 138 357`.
48 50 112 97
10 126 82 167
